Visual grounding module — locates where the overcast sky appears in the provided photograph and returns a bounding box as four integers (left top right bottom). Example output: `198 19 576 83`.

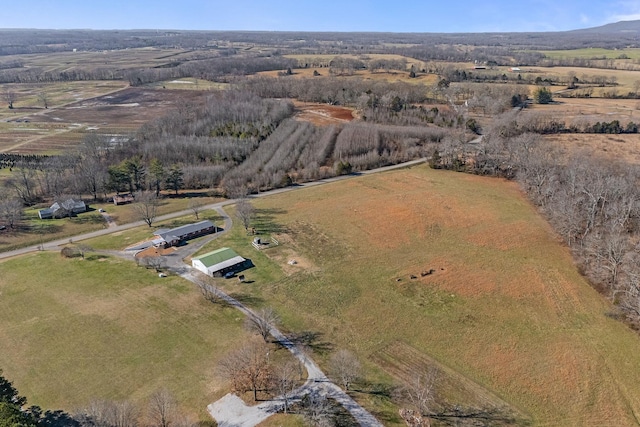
2 0 640 33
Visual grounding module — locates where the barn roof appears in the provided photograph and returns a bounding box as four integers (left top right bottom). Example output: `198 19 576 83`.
193 247 244 268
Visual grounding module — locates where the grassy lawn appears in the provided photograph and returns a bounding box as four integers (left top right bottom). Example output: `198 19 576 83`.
0 251 250 421
198 164 640 426
0 208 107 252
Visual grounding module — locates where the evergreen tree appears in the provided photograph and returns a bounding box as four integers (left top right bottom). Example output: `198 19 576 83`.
534 87 553 104
148 159 165 196
165 165 184 195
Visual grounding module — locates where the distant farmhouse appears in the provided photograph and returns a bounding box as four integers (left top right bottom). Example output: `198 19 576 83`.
39 199 87 219
152 220 217 248
192 247 252 277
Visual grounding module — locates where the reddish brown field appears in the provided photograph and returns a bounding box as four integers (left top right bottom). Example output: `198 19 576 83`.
292 100 355 126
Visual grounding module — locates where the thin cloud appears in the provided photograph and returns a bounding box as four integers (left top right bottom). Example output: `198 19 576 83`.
608 12 640 22
607 1 640 23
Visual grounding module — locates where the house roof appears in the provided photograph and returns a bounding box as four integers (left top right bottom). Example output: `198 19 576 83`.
154 220 215 241
193 247 244 268
39 199 85 217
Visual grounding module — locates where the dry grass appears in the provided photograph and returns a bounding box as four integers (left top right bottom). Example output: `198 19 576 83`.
204 165 640 426
544 133 640 165
525 97 640 122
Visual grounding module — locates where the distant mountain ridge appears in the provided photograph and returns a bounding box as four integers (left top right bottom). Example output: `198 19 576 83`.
572 20 640 34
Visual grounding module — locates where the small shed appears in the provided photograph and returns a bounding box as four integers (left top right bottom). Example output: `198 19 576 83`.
192 247 252 277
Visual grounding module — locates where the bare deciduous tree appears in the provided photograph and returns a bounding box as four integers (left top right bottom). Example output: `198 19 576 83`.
76 244 92 260
3 88 16 109
37 92 49 109
133 191 159 227
328 349 361 391
401 370 438 419
75 399 139 427
188 198 205 220
4 166 36 205
0 198 23 229
271 360 302 414
300 391 334 427
139 256 166 272
196 277 222 304
147 389 176 427
245 307 279 342
235 199 254 233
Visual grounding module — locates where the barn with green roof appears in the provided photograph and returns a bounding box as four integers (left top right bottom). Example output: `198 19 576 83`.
192 247 251 277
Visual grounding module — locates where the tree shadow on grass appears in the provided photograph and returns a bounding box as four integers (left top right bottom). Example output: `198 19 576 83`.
26 223 62 235
227 292 264 306
350 380 396 399
253 208 289 234
70 214 106 225
285 331 334 355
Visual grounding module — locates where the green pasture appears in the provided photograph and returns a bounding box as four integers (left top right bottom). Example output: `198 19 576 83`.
0 207 107 253
0 251 249 421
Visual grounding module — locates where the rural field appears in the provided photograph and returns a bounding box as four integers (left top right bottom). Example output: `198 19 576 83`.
198 164 640 426
544 132 640 165
1 87 209 154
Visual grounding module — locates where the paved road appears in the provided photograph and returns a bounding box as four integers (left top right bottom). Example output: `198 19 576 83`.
0 158 426 261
